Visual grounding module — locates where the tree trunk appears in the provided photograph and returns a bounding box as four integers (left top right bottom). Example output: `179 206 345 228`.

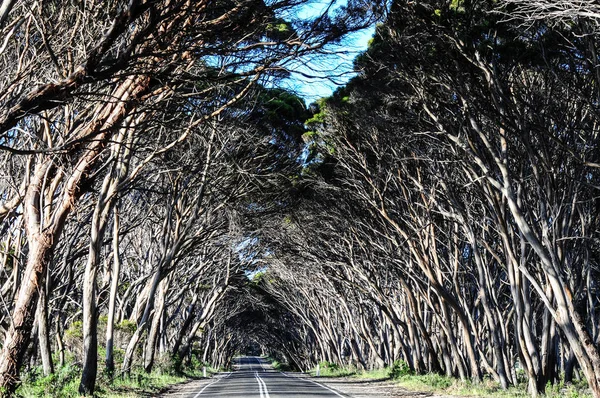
79 228 101 396
80 119 134 395
36 286 54 376
122 266 164 375
105 209 122 375
0 161 57 397
171 296 198 359
56 322 65 368
143 278 170 373
0 75 150 396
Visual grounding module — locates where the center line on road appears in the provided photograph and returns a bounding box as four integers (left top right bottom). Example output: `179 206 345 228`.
255 371 264 398
255 371 271 398
254 356 265 372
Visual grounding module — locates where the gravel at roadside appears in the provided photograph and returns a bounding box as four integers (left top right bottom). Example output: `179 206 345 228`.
300 375 457 398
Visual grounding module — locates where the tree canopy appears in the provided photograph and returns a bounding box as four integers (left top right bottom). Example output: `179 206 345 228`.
0 1 599 398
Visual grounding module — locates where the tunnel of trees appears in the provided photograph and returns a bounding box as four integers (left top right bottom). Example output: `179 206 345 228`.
0 0 599 397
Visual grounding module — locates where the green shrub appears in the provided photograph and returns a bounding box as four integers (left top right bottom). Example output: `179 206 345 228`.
311 362 356 377
17 364 80 398
116 319 137 334
389 360 412 379
319 361 339 371
64 320 83 339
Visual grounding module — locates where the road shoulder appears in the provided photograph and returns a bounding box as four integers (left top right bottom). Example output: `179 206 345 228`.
297 375 455 398
152 377 212 397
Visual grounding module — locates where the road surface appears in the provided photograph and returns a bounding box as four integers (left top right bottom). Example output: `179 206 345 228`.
167 356 349 397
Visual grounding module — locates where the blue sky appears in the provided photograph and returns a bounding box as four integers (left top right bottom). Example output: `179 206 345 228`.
285 29 374 103
279 1 376 104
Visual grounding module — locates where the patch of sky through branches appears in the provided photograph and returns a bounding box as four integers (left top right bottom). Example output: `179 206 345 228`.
277 0 375 103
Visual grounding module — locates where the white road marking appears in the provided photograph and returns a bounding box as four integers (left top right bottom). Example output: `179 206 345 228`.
193 357 342 398
255 371 264 398
302 378 347 398
253 356 265 372
255 371 271 398
280 371 346 398
192 372 231 397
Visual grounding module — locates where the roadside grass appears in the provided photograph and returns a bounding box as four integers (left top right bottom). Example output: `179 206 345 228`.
98 371 188 397
15 355 217 398
393 374 592 398
388 366 592 398
16 365 188 398
269 359 292 372
304 360 592 398
307 361 357 377
352 367 389 380
308 359 404 379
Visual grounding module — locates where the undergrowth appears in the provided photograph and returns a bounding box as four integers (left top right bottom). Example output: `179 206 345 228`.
15 354 214 398
309 360 592 398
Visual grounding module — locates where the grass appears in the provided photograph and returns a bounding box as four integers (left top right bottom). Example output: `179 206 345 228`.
17 364 81 398
308 359 406 379
352 367 390 379
16 366 189 398
15 355 218 398
307 361 357 377
269 359 292 372
98 371 188 397
305 360 592 398
392 374 592 398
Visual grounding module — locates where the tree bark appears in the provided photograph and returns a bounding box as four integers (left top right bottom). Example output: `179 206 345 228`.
143 277 170 373
105 208 122 375
0 75 150 397
36 286 54 376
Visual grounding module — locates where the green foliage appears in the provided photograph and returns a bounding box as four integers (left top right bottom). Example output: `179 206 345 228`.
17 365 80 398
305 98 328 129
310 362 356 377
115 319 137 334
388 360 412 379
543 379 592 398
104 371 186 397
349 368 390 380
301 131 320 145
387 372 593 398
252 87 309 143
305 112 326 127
15 352 215 398
251 270 265 282
266 22 290 34
266 357 292 372
394 373 453 392
98 346 125 367
449 0 465 13
319 361 338 370
64 320 83 339
265 18 294 40
118 282 130 294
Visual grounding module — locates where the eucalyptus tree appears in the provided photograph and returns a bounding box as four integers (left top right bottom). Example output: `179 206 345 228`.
500 0 600 28
295 0 600 395
0 0 382 395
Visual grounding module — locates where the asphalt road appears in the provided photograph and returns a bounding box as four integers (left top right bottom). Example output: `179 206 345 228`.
182 356 349 398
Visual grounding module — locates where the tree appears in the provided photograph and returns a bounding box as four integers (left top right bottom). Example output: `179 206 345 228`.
0 0 382 394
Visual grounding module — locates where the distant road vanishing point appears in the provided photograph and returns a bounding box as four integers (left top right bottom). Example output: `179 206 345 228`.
162 356 350 398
